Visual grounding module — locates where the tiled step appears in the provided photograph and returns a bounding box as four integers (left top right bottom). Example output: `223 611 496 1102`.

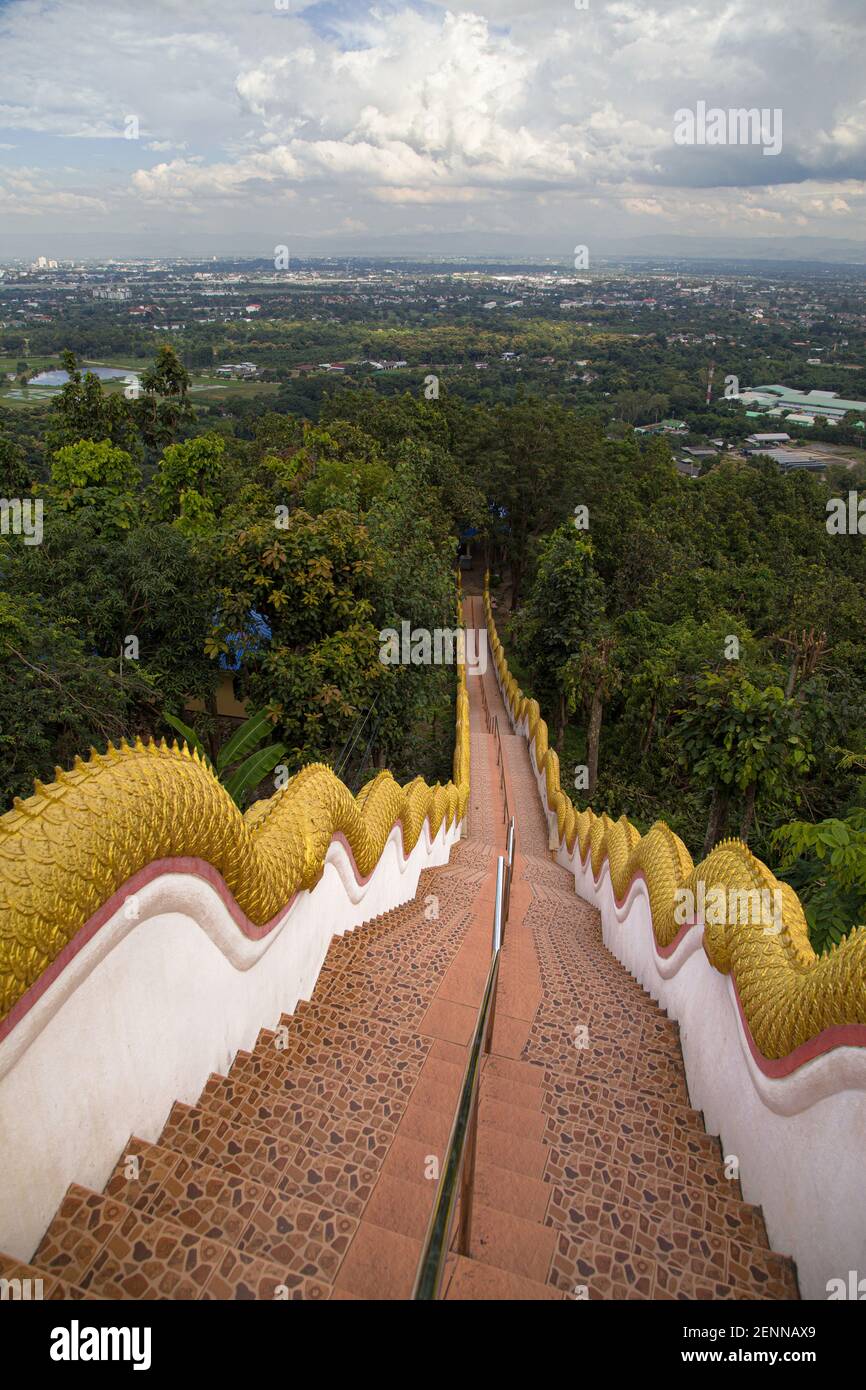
545 1230 779 1301
159 1101 392 1182
197 1071 406 1139
233 1044 416 1114
542 1072 704 1133
332 1220 422 1300
541 1094 720 1166
283 1002 433 1056
0 1251 91 1300
35 1185 331 1299
542 1181 792 1295
233 1051 422 1116
443 1254 564 1300
109 1137 379 1222
520 1040 691 1106
543 1147 761 1227
252 1020 427 1080
455 1201 558 1287
540 1113 724 1186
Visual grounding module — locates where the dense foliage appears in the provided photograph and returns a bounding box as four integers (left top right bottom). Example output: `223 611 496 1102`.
3 336 866 953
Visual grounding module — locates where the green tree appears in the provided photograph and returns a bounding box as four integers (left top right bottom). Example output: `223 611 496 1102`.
151 432 226 526
676 670 812 855
136 344 193 448
513 524 605 754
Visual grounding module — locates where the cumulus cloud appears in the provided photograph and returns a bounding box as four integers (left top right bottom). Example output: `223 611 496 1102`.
0 0 863 248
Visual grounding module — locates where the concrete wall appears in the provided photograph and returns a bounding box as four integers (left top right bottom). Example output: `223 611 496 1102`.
0 816 460 1262
493 659 866 1301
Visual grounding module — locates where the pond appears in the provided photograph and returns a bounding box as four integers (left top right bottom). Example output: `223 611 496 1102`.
28 366 139 386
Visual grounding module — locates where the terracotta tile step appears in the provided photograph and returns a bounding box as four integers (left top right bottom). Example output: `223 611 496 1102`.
540 1099 722 1168
197 1070 407 1139
546 1229 794 1301
543 1148 761 1227
478 1073 546 1115
34 1185 331 1300
484 1052 550 1089
530 1008 682 1058
239 1042 422 1091
107 1136 379 1223
451 1200 558 1286
232 1050 419 1128
543 1183 794 1295
106 1143 359 1279
321 902 466 951
332 1219 421 1299
288 1002 433 1054
247 1029 425 1086
159 1101 393 1185
318 954 452 986
521 1048 690 1107
0 1251 92 1300
319 937 448 976
317 957 449 991
305 986 430 1029
443 1254 564 1300
418 1054 465 1098
540 1130 731 1196
541 1073 703 1132
477 1096 549 1143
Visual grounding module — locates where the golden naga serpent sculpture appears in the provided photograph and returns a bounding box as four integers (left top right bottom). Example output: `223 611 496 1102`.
0 656 470 1026
483 582 866 1061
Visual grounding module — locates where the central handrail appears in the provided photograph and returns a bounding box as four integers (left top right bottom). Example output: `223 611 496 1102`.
412 817 517 1299
493 715 509 826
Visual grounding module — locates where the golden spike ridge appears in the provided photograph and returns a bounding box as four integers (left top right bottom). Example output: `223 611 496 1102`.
0 629 471 1026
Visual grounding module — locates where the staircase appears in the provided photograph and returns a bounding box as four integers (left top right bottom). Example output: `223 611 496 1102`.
0 598 800 1300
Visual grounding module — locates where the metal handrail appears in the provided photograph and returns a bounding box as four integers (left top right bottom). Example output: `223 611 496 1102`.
412 823 517 1299
479 672 492 733
493 715 509 825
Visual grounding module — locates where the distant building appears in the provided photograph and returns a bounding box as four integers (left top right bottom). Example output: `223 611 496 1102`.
216 361 258 378
746 447 825 472
745 433 791 446
738 384 866 423
635 419 687 435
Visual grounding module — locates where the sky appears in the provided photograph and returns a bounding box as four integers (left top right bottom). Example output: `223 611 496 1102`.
0 0 864 259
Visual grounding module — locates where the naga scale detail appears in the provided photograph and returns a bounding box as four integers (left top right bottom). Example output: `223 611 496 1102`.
0 660 470 1025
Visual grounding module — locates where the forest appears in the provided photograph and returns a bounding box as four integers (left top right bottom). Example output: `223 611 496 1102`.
2 347 866 954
